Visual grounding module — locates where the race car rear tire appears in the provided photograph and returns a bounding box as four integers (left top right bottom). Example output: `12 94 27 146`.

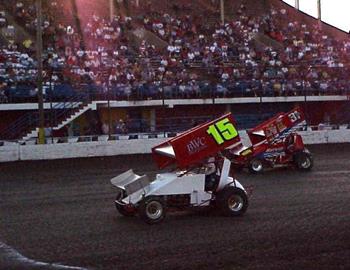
248 158 264 174
294 152 313 171
115 191 136 217
138 196 166 224
217 187 248 217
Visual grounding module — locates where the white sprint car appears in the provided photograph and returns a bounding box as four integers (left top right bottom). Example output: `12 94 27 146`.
111 113 249 224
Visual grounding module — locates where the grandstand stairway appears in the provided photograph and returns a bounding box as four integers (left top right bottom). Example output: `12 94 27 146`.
253 32 284 52
0 94 96 142
21 102 95 141
131 28 168 50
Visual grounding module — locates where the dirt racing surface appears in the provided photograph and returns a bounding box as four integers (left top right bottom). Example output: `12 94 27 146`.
0 144 350 270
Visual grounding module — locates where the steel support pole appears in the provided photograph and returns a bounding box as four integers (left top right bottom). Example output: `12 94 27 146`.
220 0 225 24
295 0 299 10
317 0 321 20
50 70 53 143
108 85 112 140
110 0 114 21
36 0 45 144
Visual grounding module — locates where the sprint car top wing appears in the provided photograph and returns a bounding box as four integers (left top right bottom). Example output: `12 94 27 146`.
248 106 307 144
152 113 242 169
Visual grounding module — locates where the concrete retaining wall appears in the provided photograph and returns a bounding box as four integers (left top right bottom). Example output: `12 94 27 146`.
0 145 19 162
300 129 350 144
18 139 160 161
1 130 349 162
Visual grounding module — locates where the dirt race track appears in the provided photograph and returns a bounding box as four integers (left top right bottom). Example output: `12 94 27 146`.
0 144 350 270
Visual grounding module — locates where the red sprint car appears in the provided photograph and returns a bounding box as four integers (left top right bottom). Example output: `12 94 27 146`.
229 107 313 173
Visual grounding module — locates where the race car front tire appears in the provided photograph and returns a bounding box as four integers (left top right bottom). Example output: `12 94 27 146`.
138 196 166 224
248 158 264 174
294 152 313 171
217 187 248 217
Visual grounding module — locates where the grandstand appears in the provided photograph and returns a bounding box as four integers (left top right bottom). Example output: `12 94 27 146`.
0 0 350 144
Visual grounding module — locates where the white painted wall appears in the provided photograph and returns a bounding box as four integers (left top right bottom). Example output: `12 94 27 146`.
0 145 19 162
300 129 350 144
19 139 160 161
0 130 349 162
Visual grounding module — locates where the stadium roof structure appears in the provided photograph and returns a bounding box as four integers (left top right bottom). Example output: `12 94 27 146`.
282 0 350 33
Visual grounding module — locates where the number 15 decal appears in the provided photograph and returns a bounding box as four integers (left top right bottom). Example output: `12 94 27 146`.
207 117 238 145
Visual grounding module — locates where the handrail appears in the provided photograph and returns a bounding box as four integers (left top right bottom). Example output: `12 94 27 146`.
0 93 89 140
1 123 348 145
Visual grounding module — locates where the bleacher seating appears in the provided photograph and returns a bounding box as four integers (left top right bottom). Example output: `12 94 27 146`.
0 0 350 103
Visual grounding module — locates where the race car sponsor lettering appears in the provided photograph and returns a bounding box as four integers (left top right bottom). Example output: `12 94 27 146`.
207 117 238 145
276 119 287 133
269 120 306 144
265 124 278 139
265 146 284 153
186 136 207 154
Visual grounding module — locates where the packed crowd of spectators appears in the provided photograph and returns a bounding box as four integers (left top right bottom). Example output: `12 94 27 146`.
1 0 350 103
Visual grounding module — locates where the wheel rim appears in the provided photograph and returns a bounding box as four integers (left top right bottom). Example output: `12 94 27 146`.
300 156 311 168
227 194 244 212
146 201 163 220
251 160 263 172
